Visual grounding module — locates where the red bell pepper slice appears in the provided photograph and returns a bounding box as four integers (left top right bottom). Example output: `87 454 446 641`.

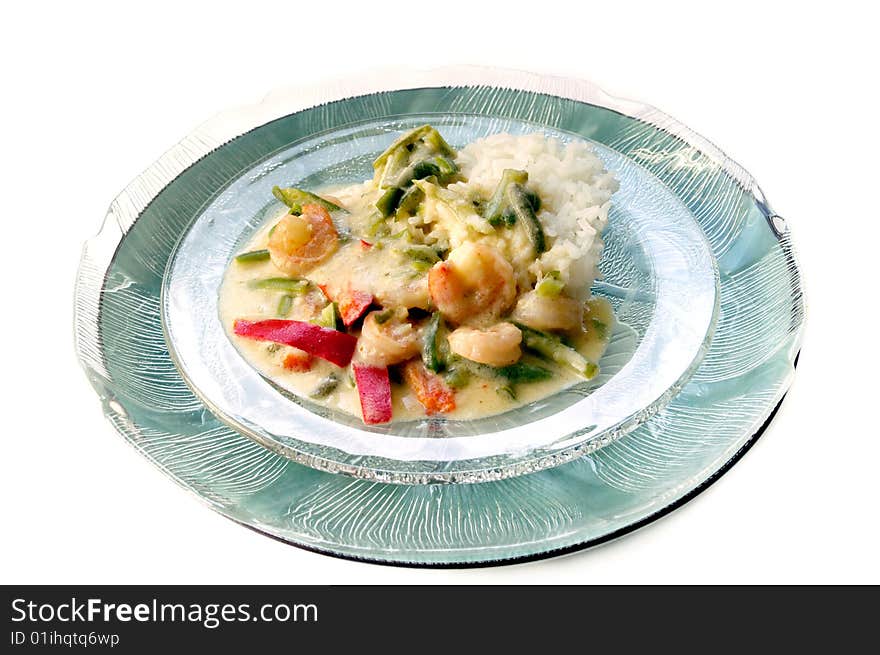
337 289 373 326
318 284 373 326
353 364 393 424
233 319 356 367
402 360 456 415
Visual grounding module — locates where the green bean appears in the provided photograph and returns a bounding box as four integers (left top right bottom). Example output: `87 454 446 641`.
400 245 440 263
315 302 338 330
376 187 404 217
277 294 294 317
516 323 597 378
496 362 554 383
483 169 528 224
309 374 340 399
271 186 344 214
234 249 270 264
443 365 470 389
372 125 456 172
506 183 546 254
395 184 425 217
248 277 309 293
423 313 445 372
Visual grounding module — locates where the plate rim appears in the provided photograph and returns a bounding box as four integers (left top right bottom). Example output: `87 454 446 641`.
73 66 804 564
229 373 794 568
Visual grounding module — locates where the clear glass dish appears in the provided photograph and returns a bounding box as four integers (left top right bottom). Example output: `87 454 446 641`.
162 113 717 483
74 67 803 564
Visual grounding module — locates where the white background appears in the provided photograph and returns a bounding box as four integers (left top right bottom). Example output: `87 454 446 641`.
2 1 878 584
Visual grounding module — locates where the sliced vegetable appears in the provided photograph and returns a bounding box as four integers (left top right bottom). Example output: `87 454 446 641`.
372 308 394 324
272 186 344 214
506 183 546 254
310 373 340 399
452 356 552 385
233 319 357 367
315 302 339 330
524 189 541 212
393 155 458 188
277 294 294 317
402 360 456 415
483 169 528 224
492 208 517 228
376 187 404 217
352 364 393 424
282 350 313 372
443 365 470 389
248 277 310 293
399 244 441 264
496 361 554 383
372 125 456 172
234 249 270 264
395 184 425 218
515 323 598 379
422 312 445 372
535 271 565 297
335 288 373 326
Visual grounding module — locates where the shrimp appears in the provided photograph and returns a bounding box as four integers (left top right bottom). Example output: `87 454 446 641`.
268 203 338 276
356 309 424 367
511 290 583 332
447 322 522 367
428 241 515 324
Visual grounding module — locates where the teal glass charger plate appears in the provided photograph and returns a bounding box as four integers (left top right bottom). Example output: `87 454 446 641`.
74 68 804 565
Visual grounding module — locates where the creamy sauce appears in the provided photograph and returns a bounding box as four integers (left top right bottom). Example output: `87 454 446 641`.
218 182 615 424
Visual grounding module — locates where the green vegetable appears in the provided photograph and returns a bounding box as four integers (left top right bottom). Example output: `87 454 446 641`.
376 187 404 217
393 155 457 188
423 313 445 372
497 384 517 401
375 126 459 210
377 146 410 189
309 374 340 399
395 184 425 218
400 245 440 264
443 365 470 389
483 169 528 224
373 308 394 324
524 189 541 212
516 323 598 379
272 186 344 214
496 362 553 383
591 318 609 340
315 302 339 330
248 277 310 293
452 356 553 385
277 294 294 317
506 183 546 254
372 125 456 172
234 249 270 264
444 356 549 399
535 271 565 297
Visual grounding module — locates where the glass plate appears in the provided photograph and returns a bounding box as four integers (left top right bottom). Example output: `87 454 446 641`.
163 114 717 483
74 67 803 565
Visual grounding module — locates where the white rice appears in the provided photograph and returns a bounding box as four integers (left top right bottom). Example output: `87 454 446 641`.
452 133 618 298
